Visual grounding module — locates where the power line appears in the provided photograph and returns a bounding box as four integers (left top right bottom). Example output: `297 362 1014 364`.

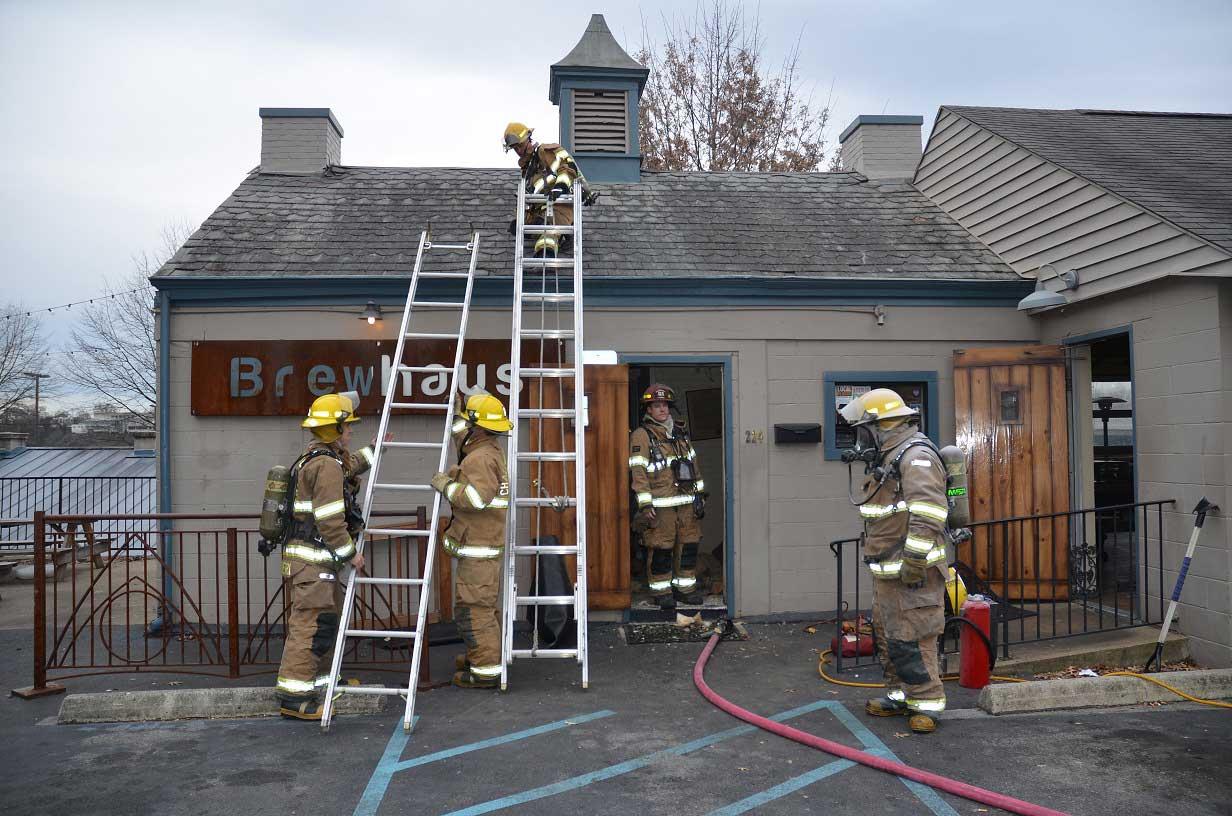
3 287 154 320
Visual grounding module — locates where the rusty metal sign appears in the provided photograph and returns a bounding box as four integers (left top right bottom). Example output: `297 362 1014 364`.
190 339 557 416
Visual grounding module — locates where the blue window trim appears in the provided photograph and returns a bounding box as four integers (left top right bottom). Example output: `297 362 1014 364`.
822 370 939 461
620 354 735 614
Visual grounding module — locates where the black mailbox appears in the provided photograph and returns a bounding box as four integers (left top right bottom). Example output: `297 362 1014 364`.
774 423 821 444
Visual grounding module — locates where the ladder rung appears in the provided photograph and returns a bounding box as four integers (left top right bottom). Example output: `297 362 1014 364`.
524 194 574 204
375 483 433 491
413 301 466 308
365 528 431 537
521 225 575 234
405 332 459 340
518 452 577 462
347 629 419 639
520 368 575 378
521 258 575 268
419 271 470 278
392 402 450 410
354 576 426 585
382 440 444 449
515 596 576 606
513 545 580 555
335 685 406 696
520 329 575 339
397 365 452 374
516 497 578 507
518 409 576 419
521 292 575 302
424 243 473 250
510 649 578 658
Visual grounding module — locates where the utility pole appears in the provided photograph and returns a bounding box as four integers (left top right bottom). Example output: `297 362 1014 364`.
22 371 51 444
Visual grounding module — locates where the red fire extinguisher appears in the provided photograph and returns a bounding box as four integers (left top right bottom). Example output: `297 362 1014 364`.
959 598 991 689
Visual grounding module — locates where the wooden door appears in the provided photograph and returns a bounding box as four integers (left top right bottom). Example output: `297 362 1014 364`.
953 346 1070 600
526 364 630 610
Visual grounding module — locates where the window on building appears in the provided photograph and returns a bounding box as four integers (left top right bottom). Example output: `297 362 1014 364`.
572 89 628 152
822 372 938 460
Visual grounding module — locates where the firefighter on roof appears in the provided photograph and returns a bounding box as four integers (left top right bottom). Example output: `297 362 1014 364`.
629 383 708 610
503 121 596 257
431 390 512 688
840 388 949 733
275 390 374 720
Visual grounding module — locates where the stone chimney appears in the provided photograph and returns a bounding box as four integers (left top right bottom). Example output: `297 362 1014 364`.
839 115 923 180
130 428 157 452
0 432 29 451
259 108 344 174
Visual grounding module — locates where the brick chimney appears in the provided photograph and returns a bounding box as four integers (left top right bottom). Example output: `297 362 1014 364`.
839 115 923 180
0 432 28 451
259 108 344 174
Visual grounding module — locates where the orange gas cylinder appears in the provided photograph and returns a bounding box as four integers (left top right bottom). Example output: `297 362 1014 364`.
959 598 992 689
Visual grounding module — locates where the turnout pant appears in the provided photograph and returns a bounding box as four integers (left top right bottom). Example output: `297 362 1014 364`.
871 568 946 716
642 504 702 596
276 559 344 702
455 556 502 678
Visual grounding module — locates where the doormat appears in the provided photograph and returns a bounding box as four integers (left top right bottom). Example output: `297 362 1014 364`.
619 617 749 645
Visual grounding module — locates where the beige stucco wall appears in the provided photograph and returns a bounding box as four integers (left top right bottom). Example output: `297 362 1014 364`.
162 299 1039 618
1039 276 1232 667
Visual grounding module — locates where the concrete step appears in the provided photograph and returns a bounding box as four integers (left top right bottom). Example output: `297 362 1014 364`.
995 628 1188 677
979 667 1232 714
57 685 391 724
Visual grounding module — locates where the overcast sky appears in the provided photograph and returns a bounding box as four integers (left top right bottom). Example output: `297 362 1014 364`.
2 0 1230 407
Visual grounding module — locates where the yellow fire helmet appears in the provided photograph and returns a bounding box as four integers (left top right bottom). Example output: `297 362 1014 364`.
302 391 361 441
838 387 919 427
503 121 532 152
945 566 968 614
458 391 514 434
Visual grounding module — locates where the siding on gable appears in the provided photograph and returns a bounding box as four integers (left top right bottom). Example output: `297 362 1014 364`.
915 110 1232 305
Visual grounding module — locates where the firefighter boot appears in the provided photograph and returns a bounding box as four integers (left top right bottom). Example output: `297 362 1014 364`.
673 586 704 606
908 713 939 733
865 695 908 717
452 669 499 689
280 699 324 721
454 654 471 672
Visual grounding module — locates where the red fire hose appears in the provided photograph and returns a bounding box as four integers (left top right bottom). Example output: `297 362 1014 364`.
694 631 1070 816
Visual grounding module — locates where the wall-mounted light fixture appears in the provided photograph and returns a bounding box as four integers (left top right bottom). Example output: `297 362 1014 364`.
1017 263 1079 311
359 301 383 325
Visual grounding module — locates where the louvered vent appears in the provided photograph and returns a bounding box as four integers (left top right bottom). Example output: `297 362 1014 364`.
572 89 628 152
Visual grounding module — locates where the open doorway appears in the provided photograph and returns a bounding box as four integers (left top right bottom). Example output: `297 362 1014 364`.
1068 331 1136 613
627 363 728 617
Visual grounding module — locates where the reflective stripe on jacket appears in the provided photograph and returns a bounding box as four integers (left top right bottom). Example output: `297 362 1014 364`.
860 428 948 580
435 434 509 559
284 441 357 565
629 421 703 509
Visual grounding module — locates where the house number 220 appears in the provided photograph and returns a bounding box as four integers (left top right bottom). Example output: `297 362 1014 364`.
745 429 765 444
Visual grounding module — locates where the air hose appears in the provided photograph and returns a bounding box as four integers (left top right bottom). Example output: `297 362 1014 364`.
694 629 1071 816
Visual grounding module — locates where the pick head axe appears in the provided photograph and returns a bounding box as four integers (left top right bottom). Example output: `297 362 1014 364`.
1144 497 1218 672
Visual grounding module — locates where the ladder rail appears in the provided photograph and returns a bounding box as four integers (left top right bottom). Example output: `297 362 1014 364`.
571 186 589 688
501 182 528 691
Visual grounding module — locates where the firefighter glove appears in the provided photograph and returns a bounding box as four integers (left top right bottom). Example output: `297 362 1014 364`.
900 557 927 588
430 472 452 495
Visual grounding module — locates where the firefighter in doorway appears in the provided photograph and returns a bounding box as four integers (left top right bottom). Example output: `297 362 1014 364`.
840 388 949 733
629 383 707 610
276 391 373 720
431 390 512 688
502 121 597 256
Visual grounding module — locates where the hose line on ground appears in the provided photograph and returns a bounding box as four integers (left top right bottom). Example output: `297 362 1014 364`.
694 631 1072 816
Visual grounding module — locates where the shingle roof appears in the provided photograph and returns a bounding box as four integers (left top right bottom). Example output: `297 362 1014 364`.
944 106 1232 255
154 167 1016 282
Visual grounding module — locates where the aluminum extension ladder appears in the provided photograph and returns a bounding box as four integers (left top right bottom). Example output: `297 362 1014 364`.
501 180 589 690
321 231 480 732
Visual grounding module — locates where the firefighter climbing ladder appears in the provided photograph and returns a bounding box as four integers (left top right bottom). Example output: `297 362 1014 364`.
501 180 589 690
321 231 480 733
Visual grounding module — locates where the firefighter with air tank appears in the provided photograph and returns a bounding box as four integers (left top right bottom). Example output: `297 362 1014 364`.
839 387 969 734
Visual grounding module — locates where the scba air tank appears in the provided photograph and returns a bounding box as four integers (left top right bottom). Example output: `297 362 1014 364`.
259 464 292 543
938 445 969 528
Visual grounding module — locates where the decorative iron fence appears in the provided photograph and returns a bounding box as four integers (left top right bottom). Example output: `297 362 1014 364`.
14 508 447 697
828 500 1174 674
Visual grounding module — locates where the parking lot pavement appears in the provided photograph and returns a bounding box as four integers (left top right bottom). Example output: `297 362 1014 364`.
2 623 1229 816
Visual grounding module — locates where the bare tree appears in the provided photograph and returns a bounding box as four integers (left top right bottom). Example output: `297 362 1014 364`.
0 308 50 414
637 0 834 172
63 221 193 427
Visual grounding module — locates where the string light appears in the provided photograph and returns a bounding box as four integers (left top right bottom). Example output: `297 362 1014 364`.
3 287 153 320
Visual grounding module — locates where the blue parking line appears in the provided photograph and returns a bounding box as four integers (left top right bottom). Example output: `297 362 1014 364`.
442 699 835 816
705 758 856 815
353 710 615 816
827 703 960 816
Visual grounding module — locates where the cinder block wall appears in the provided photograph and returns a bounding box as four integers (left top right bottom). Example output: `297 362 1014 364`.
1041 276 1232 667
